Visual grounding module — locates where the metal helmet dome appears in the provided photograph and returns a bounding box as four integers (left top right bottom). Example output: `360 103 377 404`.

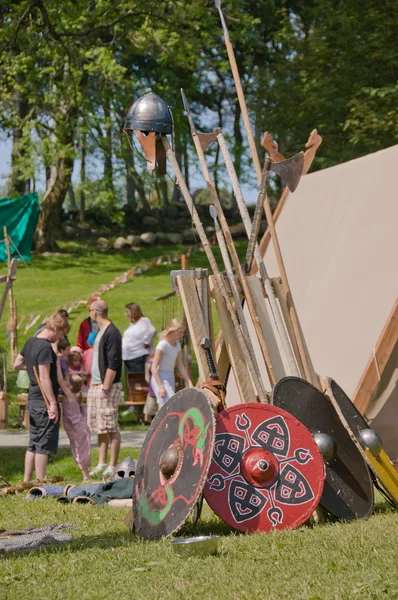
124 92 173 135
111 456 136 481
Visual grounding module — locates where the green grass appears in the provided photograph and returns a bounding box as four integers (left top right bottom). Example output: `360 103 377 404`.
1 448 398 600
1 240 244 427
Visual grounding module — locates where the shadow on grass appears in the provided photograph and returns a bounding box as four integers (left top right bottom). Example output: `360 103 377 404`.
1 514 236 559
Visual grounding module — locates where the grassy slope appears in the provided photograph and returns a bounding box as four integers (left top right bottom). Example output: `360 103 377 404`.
1 241 238 426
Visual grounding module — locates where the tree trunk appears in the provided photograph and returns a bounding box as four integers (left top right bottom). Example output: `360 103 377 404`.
103 101 114 193
159 175 169 206
231 99 242 208
80 141 86 221
172 133 182 203
124 149 136 209
68 184 77 210
5 92 31 197
34 154 74 252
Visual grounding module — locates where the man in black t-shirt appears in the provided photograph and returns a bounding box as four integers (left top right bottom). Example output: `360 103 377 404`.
14 313 68 481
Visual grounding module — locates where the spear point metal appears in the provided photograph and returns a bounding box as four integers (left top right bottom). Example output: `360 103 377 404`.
209 205 220 231
214 0 230 42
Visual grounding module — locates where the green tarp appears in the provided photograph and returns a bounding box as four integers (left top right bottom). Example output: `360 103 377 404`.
0 193 39 262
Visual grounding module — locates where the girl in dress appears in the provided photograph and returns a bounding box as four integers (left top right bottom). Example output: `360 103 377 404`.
151 318 193 407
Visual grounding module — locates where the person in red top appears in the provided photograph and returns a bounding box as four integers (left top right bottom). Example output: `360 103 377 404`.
77 298 99 352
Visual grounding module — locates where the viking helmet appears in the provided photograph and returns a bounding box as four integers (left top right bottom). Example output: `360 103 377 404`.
111 456 136 481
124 92 173 135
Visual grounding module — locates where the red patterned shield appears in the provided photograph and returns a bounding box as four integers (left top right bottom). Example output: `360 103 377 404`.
204 403 325 533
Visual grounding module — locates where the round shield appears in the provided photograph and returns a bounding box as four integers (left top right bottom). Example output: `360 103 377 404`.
203 403 324 533
272 377 374 520
325 378 398 507
133 388 215 540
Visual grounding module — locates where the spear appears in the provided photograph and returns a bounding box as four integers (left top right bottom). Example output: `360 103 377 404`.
216 129 301 377
214 0 315 383
209 204 264 387
181 89 276 387
160 134 268 402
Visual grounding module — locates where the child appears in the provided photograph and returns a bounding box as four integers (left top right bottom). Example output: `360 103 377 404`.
58 366 91 481
68 346 83 373
143 351 158 424
151 318 193 408
82 331 96 390
57 338 71 378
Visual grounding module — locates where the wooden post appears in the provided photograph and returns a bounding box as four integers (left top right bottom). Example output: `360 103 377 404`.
3 227 17 362
176 274 211 386
353 298 398 414
181 254 189 270
209 275 257 403
0 391 7 430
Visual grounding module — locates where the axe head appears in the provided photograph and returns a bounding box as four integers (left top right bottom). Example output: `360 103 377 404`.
270 152 304 193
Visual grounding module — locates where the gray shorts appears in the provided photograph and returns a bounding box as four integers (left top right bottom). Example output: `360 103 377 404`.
28 402 59 455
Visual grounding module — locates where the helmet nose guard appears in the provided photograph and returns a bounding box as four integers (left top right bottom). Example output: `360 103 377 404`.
123 93 173 175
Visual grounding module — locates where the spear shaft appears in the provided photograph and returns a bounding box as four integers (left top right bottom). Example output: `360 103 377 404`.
217 131 300 377
181 90 276 388
214 0 314 383
161 134 267 402
210 205 263 392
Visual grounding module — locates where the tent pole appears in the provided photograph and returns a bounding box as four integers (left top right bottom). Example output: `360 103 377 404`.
3 227 17 362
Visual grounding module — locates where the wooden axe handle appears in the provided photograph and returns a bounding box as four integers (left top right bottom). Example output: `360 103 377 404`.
33 365 51 410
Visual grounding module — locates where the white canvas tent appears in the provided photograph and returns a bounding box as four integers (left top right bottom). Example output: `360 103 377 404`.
226 144 398 459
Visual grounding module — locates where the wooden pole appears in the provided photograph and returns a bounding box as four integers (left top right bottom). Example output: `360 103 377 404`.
3 227 17 362
353 298 398 415
161 135 267 402
215 2 316 384
216 131 301 378
181 254 189 270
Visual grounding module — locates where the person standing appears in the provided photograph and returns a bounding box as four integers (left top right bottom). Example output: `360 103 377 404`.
122 302 157 373
87 300 123 479
151 318 193 408
14 313 68 481
77 298 99 352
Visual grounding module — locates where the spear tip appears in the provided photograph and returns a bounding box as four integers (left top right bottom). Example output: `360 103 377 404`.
209 205 218 221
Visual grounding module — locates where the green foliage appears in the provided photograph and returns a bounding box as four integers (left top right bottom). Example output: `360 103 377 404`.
0 0 397 233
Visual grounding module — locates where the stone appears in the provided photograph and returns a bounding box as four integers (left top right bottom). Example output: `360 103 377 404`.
165 204 179 219
77 221 91 231
156 232 169 245
97 237 110 251
126 234 142 246
113 236 129 250
205 225 215 235
182 228 198 243
176 217 190 230
163 218 177 232
142 216 159 229
165 232 183 245
63 224 75 237
140 232 157 245
229 223 246 238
